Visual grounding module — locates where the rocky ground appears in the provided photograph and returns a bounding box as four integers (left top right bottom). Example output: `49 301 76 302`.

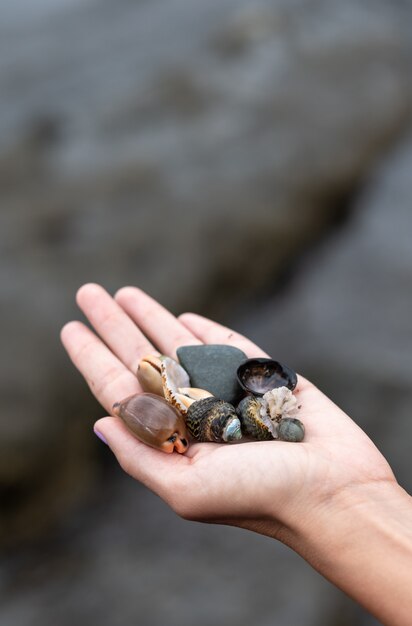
1 0 412 624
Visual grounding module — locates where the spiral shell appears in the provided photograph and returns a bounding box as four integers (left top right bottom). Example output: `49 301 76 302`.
236 388 303 442
278 418 305 442
236 396 276 440
113 392 189 454
186 397 242 443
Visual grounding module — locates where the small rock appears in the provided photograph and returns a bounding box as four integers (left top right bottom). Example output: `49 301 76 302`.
278 418 305 443
177 345 247 404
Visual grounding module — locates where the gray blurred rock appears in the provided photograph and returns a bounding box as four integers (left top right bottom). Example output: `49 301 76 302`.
236 130 412 495
0 473 344 626
0 0 411 542
1 3 411 625
229 131 412 626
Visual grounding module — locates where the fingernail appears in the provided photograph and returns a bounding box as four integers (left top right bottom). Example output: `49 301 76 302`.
94 429 108 445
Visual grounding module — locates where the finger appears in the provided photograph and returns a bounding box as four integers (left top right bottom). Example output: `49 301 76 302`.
94 416 189 502
178 313 269 358
61 321 140 413
114 286 202 359
76 283 156 373
179 313 316 395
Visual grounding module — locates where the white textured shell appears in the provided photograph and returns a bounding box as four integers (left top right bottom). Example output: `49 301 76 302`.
161 357 191 414
260 386 299 422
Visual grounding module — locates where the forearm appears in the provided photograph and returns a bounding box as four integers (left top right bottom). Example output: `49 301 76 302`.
287 481 412 626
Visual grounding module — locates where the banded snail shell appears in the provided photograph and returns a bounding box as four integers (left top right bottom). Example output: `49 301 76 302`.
236 396 276 440
186 397 242 443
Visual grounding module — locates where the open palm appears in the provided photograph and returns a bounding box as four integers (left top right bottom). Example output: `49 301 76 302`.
61 284 395 541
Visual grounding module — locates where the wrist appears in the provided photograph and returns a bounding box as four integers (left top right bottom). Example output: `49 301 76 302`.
283 480 412 625
288 478 412 567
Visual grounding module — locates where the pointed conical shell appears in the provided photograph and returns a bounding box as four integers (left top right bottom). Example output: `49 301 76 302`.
113 393 189 454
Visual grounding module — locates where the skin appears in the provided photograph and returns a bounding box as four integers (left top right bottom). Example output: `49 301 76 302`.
61 283 412 626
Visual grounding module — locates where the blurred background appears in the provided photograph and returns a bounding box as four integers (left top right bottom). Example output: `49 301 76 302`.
1 0 412 624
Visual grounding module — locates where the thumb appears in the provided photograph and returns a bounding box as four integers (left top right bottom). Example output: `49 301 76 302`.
93 416 186 496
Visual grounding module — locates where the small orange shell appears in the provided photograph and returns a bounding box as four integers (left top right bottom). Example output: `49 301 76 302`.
113 393 189 454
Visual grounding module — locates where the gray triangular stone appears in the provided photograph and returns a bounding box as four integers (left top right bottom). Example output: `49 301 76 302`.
177 344 247 404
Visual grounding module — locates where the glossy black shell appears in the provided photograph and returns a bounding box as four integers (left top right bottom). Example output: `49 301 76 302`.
237 358 297 396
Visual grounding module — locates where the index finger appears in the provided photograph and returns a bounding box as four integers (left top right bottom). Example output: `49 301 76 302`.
114 287 202 359
61 320 141 413
178 312 269 358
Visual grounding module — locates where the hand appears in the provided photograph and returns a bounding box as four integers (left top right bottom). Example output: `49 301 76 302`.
62 284 412 625
60 283 395 539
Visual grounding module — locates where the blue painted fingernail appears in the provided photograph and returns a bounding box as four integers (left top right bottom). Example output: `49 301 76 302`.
94 429 108 445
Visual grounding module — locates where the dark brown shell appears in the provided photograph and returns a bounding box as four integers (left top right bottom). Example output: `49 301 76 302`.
237 358 297 396
236 396 274 440
113 393 189 454
186 397 242 443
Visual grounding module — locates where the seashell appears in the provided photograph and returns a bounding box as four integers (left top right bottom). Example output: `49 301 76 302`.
278 418 305 442
237 358 297 396
112 392 189 454
236 388 303 442
178 387 214 402
137 354 165 396
236 396 276 440
262 387 299 421
137 354 193 412
160 356 192 414
186 397 242 443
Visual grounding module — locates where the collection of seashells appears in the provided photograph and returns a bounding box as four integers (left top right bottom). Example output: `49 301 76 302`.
113 346 305 454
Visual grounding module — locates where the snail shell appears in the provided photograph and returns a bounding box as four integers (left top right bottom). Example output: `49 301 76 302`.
237 388 303 442
236 396 276 440
113 392 189 454
186 397 242 443
278 418 305 442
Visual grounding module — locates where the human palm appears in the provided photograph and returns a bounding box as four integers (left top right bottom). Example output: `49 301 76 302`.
61 284 395 541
